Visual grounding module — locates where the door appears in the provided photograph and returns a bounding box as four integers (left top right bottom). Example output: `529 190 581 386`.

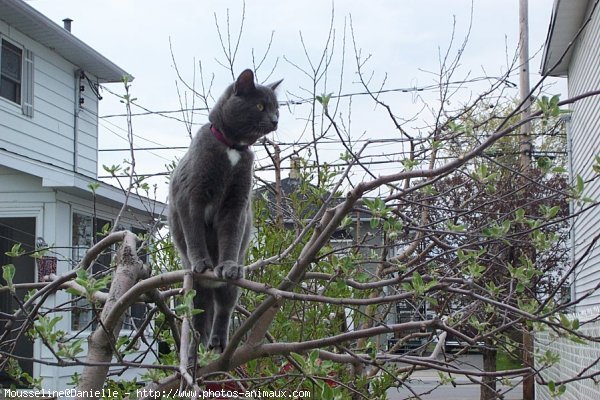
0 217 35 386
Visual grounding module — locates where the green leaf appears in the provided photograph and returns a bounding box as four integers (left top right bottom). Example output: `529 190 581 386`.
290 352 305 368
65 287 81 296
74 268 89 287
575 175 585 197
593 155 600 174
558 385 566 395
102 164 122 174
559 313 570 329
5 243 25 257
401 158 419 170
515 208 525 222
321 382 334 400
2 264 16 291
87 182 100 193
316 92 333 108
548 206 560 219
516 282 525 293
568 335 587 345
537 156 552 171
426 296 438 307
412 271 424 287
99 222 112 235
447 222 466 232
309 349 319 364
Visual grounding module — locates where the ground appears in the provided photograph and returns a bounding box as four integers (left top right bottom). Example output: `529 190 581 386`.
387 354 524 400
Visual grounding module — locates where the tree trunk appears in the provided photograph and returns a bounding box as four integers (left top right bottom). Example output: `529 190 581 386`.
480 345 498 400
523 329 535 400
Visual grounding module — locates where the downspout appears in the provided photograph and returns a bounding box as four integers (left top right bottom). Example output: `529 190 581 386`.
564 114 576 311
73 69 83 172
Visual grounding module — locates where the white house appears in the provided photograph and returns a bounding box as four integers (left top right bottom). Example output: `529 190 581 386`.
537 0 600 399
0 0 164 391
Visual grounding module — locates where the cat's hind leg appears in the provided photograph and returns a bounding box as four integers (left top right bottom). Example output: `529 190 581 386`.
209 284 239 352
192 283 215 348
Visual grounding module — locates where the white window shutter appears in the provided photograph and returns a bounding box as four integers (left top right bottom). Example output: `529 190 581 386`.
22 48 34 117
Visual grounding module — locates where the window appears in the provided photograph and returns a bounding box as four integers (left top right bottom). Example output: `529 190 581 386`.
71 212 113 331
71 212 148 332
0 38 34 116
0 39 22 104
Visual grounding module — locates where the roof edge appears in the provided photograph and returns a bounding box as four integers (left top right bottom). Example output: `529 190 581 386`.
540 0 591 77
1 0 133 83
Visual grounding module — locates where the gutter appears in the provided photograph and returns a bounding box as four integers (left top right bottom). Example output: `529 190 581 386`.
73 69 83 172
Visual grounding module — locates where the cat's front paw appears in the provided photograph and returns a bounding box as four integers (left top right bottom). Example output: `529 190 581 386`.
193 258 213 274
208 334 226 353
214 260 244 280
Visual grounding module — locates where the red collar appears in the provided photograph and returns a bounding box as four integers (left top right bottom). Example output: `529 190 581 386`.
210 125 249 151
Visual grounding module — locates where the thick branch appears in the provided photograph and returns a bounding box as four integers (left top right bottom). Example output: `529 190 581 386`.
77 231 144 399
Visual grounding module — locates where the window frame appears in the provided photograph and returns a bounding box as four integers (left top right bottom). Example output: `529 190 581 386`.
70 211 114 332
0 37 23 106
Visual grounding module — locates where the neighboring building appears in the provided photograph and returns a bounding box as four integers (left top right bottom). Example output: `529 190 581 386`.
254 161 382 268
537 1 600 399
254 159 380 251
0 0 164 391
255 160 407 350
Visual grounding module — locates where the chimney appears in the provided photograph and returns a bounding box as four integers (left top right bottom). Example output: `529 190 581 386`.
63 18 73 32
289 156 301 180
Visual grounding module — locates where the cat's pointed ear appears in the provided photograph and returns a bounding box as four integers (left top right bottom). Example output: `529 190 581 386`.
267 79 283 91
234 69 256 95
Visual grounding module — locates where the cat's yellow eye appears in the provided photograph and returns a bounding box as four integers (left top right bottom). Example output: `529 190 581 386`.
256 103 265 112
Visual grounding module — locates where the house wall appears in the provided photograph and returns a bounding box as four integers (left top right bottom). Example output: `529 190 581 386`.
0 167 157 390
0 165 61 387
536 312 600 400
0 19 99 179
565 2 600 310
536 3 600 399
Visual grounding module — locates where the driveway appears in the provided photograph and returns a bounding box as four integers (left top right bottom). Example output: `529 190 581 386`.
386 354 524 400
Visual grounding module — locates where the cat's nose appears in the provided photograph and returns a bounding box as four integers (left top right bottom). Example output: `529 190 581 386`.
271 116 278 128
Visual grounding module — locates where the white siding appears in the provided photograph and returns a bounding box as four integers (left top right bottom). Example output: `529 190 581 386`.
0 165 54 200
76 75 100 176
566 2 600 311
0 19 99 178
536 311 600 400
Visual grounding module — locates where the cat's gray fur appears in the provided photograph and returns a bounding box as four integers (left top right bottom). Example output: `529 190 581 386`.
169 69 282 352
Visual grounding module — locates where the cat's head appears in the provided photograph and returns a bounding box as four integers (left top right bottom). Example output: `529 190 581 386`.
209 69 283 146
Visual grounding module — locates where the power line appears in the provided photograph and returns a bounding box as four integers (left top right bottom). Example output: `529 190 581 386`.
98 131 565 153
97 148 567 179
98 121 176 162
101 107 208 119
97 75 516 119
100 146 188 152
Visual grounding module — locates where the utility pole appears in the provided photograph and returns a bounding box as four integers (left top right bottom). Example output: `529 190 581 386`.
519 0 532 171
519 1 535 400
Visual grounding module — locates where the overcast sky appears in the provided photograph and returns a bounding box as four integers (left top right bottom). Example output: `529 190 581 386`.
27 0 564 200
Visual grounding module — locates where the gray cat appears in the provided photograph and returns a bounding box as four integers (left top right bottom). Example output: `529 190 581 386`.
169 69 282 353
